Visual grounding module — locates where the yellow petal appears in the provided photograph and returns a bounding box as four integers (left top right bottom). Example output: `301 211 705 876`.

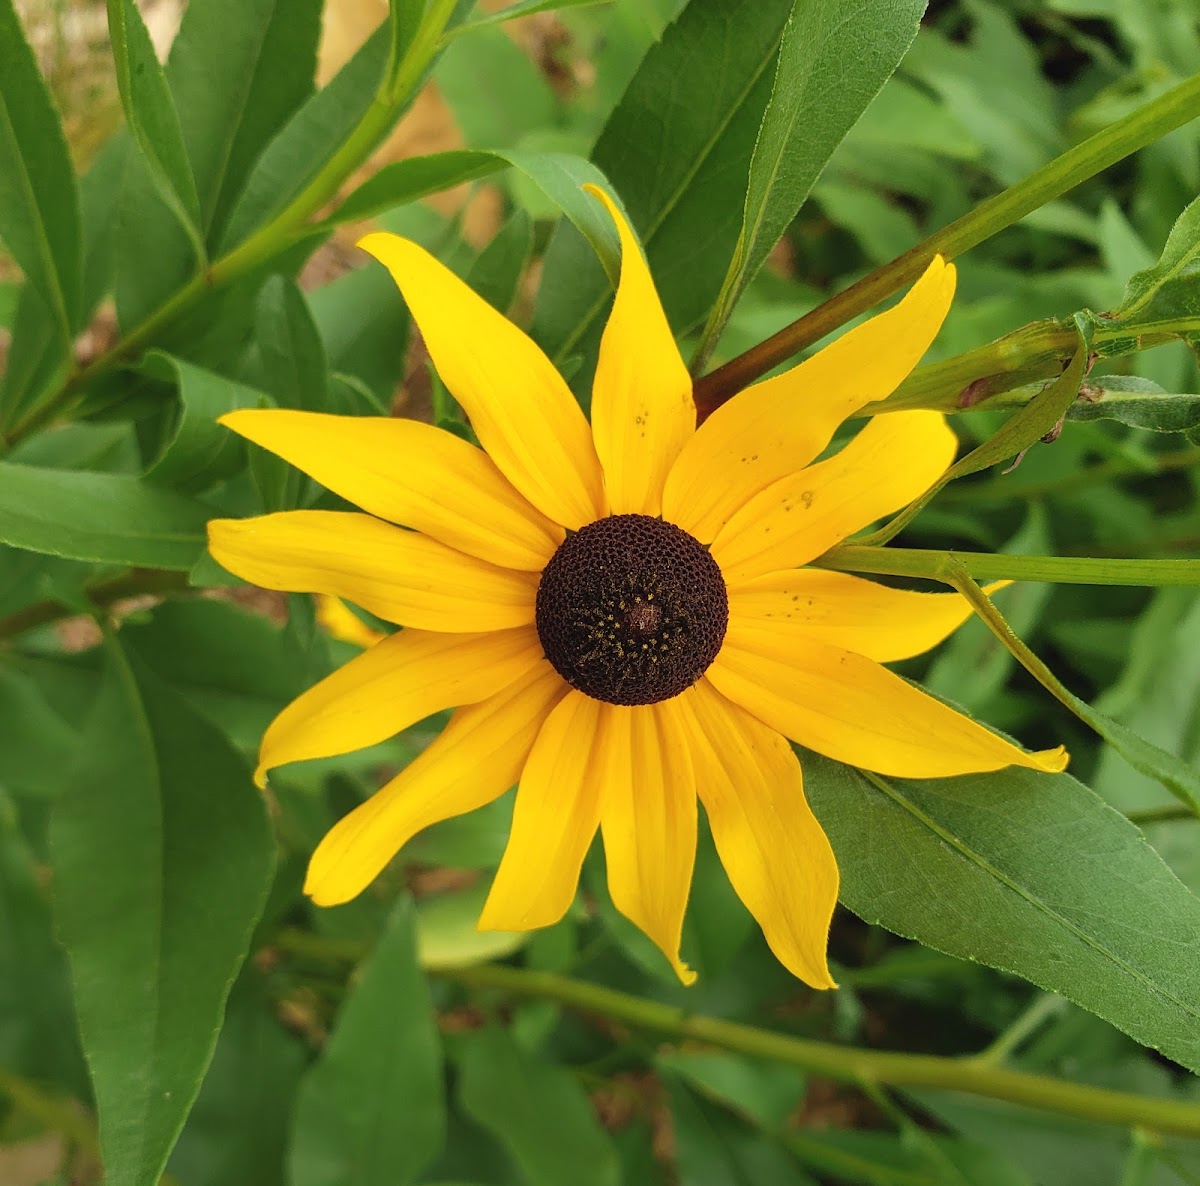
599 702 697 985
316 595 386 648
585 185 694 515
708 629 1068 778
220 409 562 571
727 572 1010 663
207 511 538 632
678 680 837 989
663 256 955 541
711 410 957 583
255 626 543 788
478 691 606 932
304 661 567 905
358 232 605 530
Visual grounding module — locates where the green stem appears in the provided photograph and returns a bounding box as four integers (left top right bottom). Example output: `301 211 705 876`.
439 963 1200 1137
815 545 1200 587
975 993 1066 1066
0 568 192 642
869 314 1200 418
3 0 458 448
691 71 1200 416
1126 804 1198 826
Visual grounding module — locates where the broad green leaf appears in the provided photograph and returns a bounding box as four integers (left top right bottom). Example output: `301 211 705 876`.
457 1025 620 1186
331 148 620 283
167 0 323 240
121 597 302 753
532 0 794 377
1116 191 1200 325
657 1050 807 1132
0 463 210 569
220 27 390 250
106 0 204 254
666 1077 816 1186
416 882 528 969
0 661 81 797
168 974 307 1186
803 750 1200 1074
0 0 81 333
289 899 444 1186
140 353 264 493
435 26 556 147
250 276 331 412
0 286 72 433
309 254 410 405
694 0 925 368
51 636 274 1186
0 793 86 1092
1068 375 1200 434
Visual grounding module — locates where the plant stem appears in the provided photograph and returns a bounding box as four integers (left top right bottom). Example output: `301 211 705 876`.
691 71 1200 416
0 569 191 642
438 962 1200 1137
3 1 459 449
975 993 1066 1066
815 546 1200 587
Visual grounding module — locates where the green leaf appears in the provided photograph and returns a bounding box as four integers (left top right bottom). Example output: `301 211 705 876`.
532 0 795 374
1068 375 1200 434
0 0 82 334
166 0 323 240
447 0 610 39
168 973 307 1186
864 332 1090 545
416 882 529 969
140 353 265 493
289 899 445 1186
386 0 426 91
330 148 620 282
803 750 1200 1074
51 636 275 1186
1115 191 1200 325
457 1025 620 1186
106 0 204 255
220 27 390 250
693 0 926 369
0 463 211 569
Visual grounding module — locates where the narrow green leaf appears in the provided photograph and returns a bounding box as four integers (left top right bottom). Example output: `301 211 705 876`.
220 27 390 250
533 0 794 371
863 333 1089 546
416 883 528 969
803 750 1200 1074
51 636 275 1186
140 353 264 493
106 0 204 255
330 148 620 282
447 0 610 39
0 463 210 569
1116 191 1200 324
289 899 445 1186
693 0 926 370
1068 375 1200 434
457 1025 620 1186
387 0 426 89
251 277 330 411
0 0 81 333
166 0 323 240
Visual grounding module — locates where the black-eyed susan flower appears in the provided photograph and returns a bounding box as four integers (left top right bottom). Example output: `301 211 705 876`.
207 187 1067 989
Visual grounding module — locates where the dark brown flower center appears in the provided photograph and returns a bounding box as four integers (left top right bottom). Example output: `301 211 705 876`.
535 514 728 706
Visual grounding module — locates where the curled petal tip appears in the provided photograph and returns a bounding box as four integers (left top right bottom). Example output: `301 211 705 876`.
1035 745 1070 774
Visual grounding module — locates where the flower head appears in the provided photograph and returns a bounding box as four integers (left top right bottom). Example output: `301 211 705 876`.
208 187 1066 988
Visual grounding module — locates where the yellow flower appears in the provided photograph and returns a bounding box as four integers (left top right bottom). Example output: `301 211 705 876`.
207 187 1066 989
